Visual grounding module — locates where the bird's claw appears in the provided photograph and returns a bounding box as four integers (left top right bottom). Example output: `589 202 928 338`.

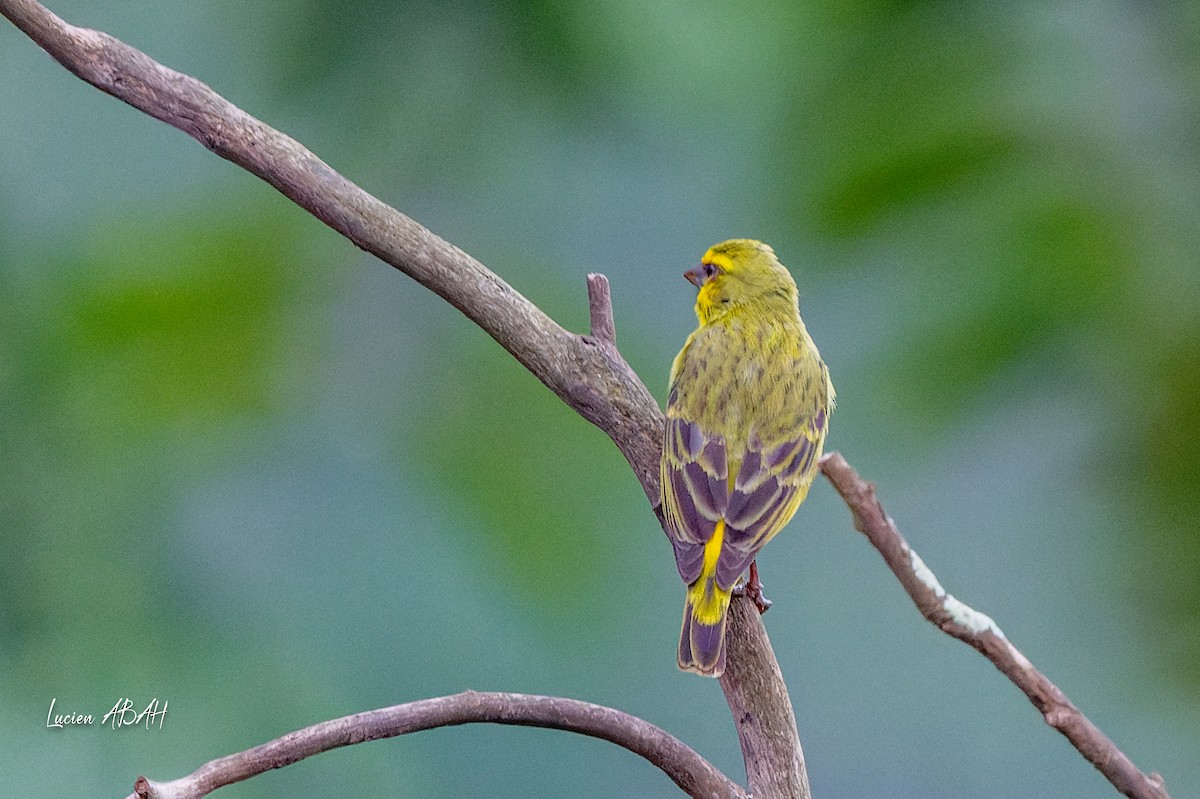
745 560 772 614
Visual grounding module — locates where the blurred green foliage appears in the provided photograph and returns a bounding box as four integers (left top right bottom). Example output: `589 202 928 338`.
1 1 1197 797
412 320 633 624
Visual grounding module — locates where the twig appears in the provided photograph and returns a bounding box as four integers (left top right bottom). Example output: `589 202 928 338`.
123 691 745 799
819 452 1171 799
0 1 804 795
586 272 617 345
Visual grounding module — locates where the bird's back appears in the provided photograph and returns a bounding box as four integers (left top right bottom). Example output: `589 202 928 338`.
669 306 827 462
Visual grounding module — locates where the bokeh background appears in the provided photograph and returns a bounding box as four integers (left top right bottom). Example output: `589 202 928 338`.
2 2 1198 797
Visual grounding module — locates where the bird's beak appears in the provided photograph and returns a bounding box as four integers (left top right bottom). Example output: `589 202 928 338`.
684 265 705 288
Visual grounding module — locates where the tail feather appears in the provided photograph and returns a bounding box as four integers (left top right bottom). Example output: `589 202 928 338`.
678 582 732 677
677 517 733 676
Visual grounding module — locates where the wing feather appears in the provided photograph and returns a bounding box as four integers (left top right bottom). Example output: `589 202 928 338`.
661 414 729 584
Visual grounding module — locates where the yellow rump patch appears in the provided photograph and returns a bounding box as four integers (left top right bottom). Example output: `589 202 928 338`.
688 520 730 625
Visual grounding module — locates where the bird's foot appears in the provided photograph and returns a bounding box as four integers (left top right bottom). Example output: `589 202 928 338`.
745 560 772 614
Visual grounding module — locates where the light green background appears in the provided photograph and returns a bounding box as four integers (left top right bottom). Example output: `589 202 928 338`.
2 2 1197 797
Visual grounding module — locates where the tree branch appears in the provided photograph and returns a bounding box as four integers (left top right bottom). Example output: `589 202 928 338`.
5 0 669 492
819 452 1171 799
720 597 811 799
123 691 745 799
1 1 803 795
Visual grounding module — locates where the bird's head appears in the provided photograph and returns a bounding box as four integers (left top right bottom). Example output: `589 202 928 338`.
685 239 798 324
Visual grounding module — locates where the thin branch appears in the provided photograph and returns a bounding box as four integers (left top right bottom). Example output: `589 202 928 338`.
819 452 1171 799
0 1 803 795
123 691 745 799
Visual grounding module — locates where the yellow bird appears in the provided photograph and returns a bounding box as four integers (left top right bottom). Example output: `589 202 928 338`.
661 239 834 677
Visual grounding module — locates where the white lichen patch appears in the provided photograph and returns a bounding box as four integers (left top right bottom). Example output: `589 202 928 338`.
909 547 1006 639
944 595 1006 639
909 549 946 598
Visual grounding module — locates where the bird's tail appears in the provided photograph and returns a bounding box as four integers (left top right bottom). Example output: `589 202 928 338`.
678 521 733 677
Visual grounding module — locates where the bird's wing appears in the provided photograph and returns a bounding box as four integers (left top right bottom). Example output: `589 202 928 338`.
715 404 829 589
661 412 729 585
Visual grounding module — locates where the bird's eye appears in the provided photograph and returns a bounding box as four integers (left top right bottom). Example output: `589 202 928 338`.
702 262 719 279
